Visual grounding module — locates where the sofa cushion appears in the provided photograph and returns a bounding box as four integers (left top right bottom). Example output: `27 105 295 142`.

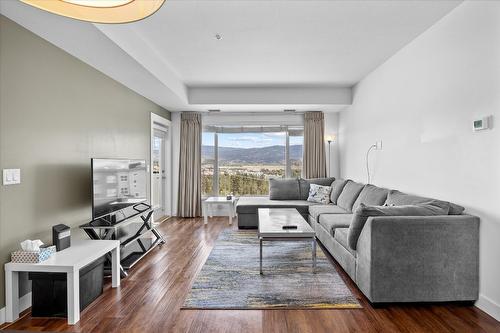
298 177 335 200
269 178 300 200
318 213 353 236
385 190 463 215
309 205 349 221
347 202 450 251
236 197 319 215
352 184 389 212
334 228 356 255
448 203 465 215
337 180 365 212
330 178 348 204
307 184 332 204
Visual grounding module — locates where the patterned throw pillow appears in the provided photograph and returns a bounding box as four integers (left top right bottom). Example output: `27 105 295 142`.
307 184 332 204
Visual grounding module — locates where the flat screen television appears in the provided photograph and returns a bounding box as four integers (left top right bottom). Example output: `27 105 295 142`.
91 158 147 219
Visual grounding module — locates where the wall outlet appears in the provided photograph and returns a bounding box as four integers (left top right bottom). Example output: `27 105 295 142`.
375 141 383 150
3 168 21 185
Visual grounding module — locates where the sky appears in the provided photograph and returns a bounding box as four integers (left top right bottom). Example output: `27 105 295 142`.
202 132 303 148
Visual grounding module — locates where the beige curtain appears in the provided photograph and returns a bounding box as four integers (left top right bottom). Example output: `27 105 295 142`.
178 112 202 217
303 111 327 178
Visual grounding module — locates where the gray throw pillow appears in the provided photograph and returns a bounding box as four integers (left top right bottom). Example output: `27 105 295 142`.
347 201 450 250
307 184 332 204
330 179 348 204
269 178 300 200
298 177 335 200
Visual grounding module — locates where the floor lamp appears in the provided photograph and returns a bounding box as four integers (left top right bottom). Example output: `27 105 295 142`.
325 135 334 177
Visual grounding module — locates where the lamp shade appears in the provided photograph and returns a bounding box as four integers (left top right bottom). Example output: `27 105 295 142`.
21 0 166 24
325 135 335 142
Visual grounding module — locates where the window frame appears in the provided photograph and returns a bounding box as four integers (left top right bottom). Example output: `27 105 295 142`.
202 125 303 197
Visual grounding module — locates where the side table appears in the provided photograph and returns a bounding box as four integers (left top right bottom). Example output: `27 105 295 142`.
203 197 237 225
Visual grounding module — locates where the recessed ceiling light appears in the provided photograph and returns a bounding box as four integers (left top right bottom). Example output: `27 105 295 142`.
215 34 222 40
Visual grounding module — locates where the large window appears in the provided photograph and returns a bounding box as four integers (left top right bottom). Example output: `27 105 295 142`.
202 125 304 196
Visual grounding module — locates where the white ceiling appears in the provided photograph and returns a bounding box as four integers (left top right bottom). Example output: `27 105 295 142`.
1 0 462 112
127 0 461 86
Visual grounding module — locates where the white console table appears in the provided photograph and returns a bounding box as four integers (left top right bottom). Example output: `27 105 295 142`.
4 239 120 325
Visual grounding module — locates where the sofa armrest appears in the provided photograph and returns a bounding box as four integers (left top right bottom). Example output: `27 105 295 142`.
356 215 479 303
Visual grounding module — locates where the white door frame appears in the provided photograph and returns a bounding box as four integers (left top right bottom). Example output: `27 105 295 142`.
150 113 172 219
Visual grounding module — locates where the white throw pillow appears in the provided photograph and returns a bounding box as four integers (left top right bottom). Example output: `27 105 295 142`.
307 184 332 204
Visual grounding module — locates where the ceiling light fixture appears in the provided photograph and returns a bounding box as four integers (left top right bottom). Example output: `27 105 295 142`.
215 34 222 40
20 0 165 24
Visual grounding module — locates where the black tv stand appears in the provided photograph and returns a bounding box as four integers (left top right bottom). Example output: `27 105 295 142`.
79 203 166 278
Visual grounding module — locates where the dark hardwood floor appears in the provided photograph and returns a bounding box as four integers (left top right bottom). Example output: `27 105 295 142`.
3 217 499 333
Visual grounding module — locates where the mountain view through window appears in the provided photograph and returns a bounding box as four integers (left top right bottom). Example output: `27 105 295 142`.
202 128 303 196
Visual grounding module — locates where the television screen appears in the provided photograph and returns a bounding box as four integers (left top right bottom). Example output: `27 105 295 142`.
92 158 147 219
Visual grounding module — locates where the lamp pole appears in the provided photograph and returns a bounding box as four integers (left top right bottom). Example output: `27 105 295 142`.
327 139 332 177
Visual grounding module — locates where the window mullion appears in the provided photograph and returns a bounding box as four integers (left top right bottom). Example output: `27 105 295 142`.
285 129 290 178
214 132 219 196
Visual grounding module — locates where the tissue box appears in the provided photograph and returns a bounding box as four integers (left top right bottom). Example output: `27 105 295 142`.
11 246 56 263
40 245 56 261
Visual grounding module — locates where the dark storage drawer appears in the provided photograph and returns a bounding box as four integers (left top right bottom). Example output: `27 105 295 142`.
29 256 105 317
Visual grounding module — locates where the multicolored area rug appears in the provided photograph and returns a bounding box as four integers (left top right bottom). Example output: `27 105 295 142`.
182 230 361 309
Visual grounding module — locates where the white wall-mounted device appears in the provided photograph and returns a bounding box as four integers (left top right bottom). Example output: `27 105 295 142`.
3 168 21 185
473 116 490 132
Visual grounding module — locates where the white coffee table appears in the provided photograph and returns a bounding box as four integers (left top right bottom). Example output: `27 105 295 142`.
258 208 316 274
203 197 237 225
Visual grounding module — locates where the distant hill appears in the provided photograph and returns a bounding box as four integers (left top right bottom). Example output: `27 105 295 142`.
202 145 302 164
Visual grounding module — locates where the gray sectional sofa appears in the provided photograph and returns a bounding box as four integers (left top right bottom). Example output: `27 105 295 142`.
236 177 479 304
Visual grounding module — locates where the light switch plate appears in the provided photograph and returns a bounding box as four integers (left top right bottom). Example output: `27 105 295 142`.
3 169 21 185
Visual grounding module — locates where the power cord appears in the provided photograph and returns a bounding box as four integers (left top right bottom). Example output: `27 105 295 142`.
366 144 377 184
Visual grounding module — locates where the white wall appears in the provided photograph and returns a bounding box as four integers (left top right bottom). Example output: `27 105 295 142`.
189 87 352 105
338 1 500 320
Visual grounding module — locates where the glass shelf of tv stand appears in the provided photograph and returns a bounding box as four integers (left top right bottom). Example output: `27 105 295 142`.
80 203 153 230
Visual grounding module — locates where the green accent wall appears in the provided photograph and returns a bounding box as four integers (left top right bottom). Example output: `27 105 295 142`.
0 15 170 309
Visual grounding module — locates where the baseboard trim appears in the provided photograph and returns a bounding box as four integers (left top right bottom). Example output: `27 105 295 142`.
476 294 500 322
0 292 32 325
